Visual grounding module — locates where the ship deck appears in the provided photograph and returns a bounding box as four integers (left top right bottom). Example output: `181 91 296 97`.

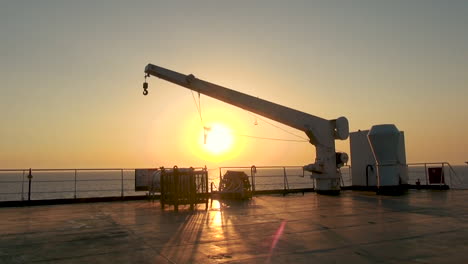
1 190 467 263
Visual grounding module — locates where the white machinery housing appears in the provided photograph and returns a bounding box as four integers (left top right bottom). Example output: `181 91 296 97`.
350 124 408 189
350 130 377 187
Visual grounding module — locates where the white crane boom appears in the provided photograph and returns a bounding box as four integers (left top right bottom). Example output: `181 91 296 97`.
144 63 349 194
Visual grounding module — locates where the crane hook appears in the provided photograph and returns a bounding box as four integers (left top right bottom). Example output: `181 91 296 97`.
143 74 149 96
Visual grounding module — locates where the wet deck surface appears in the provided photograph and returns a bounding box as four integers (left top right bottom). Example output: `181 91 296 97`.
1 190 467 263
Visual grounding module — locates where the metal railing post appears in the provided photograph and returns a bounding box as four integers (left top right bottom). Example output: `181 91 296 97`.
312 170 315 190
250 166 256 193
21 170 25 201
283 167 289 195
441 163 444 186
349 166 352 186
74 169 77 199
447 163 452 186
283 167 287 191
340 168 345 187
27 168 32 201
219 167 222 187
121 169 124 198
424 163 428 185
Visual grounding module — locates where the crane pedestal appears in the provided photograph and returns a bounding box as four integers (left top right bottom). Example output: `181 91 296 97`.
315 178 341 195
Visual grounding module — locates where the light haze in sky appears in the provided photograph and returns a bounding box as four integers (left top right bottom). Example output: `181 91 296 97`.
1 0 467 168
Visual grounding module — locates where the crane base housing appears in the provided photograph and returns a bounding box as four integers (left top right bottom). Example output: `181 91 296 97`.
314 178 341 195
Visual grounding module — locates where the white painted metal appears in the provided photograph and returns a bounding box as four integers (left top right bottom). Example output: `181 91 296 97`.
350 130 377 186
144 64 349 193
135 169 160 191
368 124 407 187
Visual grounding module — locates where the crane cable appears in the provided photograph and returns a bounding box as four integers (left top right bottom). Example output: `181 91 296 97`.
244 110 309 141
190 90 211 144
190 90 203 126
189 90 308 143
234 134 307 142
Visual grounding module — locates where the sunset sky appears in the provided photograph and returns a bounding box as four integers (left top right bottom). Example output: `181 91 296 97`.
1 0 467 169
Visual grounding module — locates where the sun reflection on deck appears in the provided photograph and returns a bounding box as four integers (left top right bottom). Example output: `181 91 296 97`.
210 200 225 241
157 199 249 262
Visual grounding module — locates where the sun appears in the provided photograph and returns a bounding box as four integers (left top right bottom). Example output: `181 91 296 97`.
203 123 233 155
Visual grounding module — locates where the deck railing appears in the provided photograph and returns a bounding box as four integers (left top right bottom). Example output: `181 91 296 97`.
340 162 465 189
406 162 465 188
217 165 354 191
1 163 465 203
0 168 143 202
0 166 323 202
217 166 312 193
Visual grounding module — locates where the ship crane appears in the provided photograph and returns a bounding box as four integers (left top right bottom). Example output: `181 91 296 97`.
143 64 349 194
